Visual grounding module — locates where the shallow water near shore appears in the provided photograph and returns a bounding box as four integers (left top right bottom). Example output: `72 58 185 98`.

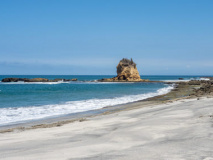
0 75 207 126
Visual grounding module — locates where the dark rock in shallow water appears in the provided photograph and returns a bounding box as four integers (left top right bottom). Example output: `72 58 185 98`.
183 80 213 97
188 80 202 85
50 79 64 82
1 77 78 82
177 80 202 85
1 78 31 82
28 78 49 82
18 78 29 82
1 78 19 82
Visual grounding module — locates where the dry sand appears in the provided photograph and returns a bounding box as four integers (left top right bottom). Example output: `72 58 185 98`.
0 97 213 160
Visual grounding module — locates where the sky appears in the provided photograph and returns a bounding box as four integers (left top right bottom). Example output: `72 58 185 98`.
0 0 213 75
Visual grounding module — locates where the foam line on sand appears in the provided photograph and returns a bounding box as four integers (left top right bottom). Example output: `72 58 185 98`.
0 97 213 160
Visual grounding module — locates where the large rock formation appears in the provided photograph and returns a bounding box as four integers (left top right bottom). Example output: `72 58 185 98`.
116 58 141 81
99 58 148 82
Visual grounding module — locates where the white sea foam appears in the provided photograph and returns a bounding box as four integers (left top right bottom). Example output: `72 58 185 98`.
1 81 70 85
86 82 134 84
163 77 211 82
163 80 190 82
199 78 210 81
0 85 174 126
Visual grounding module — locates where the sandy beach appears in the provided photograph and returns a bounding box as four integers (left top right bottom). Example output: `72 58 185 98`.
0 96 212 160
1 0 213 159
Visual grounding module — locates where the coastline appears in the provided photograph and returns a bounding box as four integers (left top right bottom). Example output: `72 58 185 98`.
0 91 213 159
0 80 205 133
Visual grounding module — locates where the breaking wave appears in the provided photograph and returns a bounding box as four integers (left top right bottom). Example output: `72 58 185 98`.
0 85 174 126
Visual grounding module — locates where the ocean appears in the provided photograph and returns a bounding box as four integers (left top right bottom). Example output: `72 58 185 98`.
0 75 206 126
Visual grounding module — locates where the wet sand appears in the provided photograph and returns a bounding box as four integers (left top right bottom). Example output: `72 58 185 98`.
0 97 213 160
0 81 196 133
0 82 213 160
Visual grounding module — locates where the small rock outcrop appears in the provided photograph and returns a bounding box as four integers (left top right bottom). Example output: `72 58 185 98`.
2 78 20 82
193 80 213 96
99 58 148 82
27 78 49 82
177 80 213 97
1 78 78 82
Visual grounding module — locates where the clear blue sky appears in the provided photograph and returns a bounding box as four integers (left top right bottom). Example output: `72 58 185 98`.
0 0 212 75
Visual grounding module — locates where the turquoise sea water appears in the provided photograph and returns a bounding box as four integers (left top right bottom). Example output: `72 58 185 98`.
0 75 207 126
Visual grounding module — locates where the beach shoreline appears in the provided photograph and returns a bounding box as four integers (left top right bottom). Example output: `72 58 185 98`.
0 94 212 159
0 80 212 159
0 80 208 133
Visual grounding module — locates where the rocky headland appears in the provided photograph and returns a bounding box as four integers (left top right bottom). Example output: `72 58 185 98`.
98 58 149 82
1 78 78 83
177 80 213 97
